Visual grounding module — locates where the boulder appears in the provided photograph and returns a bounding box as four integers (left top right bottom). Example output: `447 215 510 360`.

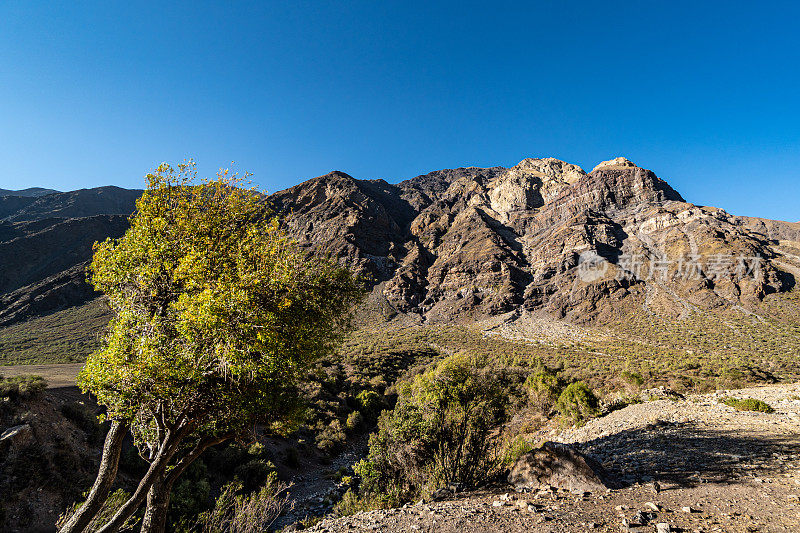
508 441 609 494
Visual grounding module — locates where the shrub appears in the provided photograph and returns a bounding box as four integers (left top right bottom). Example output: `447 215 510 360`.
356 390 383 421
620 370 644 387
721 397 774 413
0 375 47 400
523 366 563 412
194 475 292 533
57 489 138 532
501 436 535 466
555 382 601 423
346 411 364 431
233 459 277 492
353 354 510 503
315 419 347 452
334 488 394 517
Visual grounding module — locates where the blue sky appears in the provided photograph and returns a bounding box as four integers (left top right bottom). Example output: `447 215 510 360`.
1 1 798 221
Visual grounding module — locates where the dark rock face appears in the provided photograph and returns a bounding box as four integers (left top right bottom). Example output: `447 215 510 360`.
508 441 610 494
0 188 138 326
269 157 800 323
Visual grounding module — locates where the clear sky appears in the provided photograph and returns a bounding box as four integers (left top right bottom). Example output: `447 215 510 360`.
1 1 798 221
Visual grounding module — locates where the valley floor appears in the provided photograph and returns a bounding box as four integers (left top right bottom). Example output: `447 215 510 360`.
307 382 800 533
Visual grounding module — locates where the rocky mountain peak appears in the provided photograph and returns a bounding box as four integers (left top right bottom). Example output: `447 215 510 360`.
591 157 639 172
513 157 587 184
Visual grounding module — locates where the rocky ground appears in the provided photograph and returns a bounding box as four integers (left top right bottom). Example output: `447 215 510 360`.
307 382 800 532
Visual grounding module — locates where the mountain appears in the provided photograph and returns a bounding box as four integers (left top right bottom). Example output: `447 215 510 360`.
0 187 59 197
1 158 799 365
0 187 139 330
0 186 141 221
271 157 800 325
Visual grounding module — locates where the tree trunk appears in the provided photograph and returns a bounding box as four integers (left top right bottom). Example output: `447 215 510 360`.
94 425 192 533
139 474 174 533
138 434 231 533
59 420 128 533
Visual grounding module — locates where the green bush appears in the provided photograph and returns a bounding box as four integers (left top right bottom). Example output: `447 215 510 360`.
356 390 383 421
721 397 774 413
555 382 601 423
0 375 47 400
346 411 364 431
192 475 291 533
233 459 276 492
620 370 644 387
353 354 510 504
501 436 535 466
523 366 563 412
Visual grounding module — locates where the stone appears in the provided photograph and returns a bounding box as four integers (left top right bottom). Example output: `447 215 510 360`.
508 441 610 494
0 424 33 448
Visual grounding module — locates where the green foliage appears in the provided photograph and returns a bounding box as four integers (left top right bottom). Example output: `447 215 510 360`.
168 460 212 528
620 370 644 387
192 476 291 533
501 436 536 466
354 354 510 503
334 488 394 517
0 374 47 400
345 410 364 431
355 390 383 420
555 382 601 423
77 160 363 469
721 397 775 413
523 366 563 412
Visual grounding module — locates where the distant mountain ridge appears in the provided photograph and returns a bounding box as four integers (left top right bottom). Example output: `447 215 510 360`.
0 187 59 197
270 157 800 324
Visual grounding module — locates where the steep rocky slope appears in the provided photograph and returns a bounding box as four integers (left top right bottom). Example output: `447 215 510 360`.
272 157 800 325
0 188 138 329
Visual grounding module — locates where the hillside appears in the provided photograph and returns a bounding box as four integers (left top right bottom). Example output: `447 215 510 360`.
0 188 59 197
271 157 800 324
0 187 138 348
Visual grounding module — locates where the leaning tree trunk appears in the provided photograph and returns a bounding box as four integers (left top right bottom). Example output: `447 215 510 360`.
139 474 175 533
139 433 232 533
94 424 192 533
59 420 129 533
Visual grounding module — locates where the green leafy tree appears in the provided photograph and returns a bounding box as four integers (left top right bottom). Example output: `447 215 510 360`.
59 162 363 533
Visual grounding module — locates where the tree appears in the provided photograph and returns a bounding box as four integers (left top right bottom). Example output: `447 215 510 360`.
59 162 363 533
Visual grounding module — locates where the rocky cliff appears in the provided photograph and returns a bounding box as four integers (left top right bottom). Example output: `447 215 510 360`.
271 157 799 324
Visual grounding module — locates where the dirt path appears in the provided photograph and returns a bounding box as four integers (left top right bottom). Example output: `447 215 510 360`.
309 382 800 532
0 362 82 388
